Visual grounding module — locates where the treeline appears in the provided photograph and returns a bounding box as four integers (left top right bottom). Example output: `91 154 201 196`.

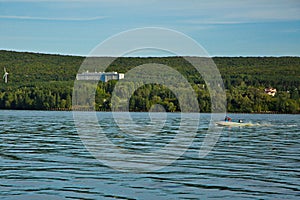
0 50 299 113
0 82 73 110
93 82 299 113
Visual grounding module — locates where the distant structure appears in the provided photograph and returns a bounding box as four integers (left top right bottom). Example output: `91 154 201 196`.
76 71 124 82
3 67 8 83
265 87 277 96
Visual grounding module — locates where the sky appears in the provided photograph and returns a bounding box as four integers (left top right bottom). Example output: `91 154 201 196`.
0 0 299 56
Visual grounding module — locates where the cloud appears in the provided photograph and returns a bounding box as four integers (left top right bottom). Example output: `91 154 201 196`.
1 1 299 28
180 19 249 25
0 0 153 2
177 0 300 26
0 15 107 21
223 5 300 22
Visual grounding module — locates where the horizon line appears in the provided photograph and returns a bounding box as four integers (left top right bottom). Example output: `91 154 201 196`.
1 49 299 58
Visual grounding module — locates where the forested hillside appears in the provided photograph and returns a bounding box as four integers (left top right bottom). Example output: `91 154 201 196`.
0 50 299 113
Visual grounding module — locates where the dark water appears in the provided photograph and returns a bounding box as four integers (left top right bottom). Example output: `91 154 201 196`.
1 111 299 199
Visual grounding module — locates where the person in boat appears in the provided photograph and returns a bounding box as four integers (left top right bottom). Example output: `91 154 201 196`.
224 116 232 122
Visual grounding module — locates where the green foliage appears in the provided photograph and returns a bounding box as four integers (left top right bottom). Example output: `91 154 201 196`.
0 50 299 113
0 81 73 110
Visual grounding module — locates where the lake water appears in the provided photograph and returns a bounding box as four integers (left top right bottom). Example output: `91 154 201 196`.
1 111 299 199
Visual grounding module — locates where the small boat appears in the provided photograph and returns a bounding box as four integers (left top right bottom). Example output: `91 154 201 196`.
216 121 255 127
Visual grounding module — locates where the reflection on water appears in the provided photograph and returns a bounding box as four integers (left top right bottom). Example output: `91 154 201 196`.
0 111 299 199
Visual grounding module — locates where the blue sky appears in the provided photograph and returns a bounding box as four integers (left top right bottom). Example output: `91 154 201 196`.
0 0 299 56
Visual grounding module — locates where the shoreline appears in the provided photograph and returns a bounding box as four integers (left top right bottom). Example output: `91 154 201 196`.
1 109 299 114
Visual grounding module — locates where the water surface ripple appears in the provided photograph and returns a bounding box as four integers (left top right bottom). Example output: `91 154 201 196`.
0 111 299 199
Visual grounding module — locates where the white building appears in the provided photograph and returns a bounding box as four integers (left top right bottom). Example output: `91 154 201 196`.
76 71 124 82
265 88 277 96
